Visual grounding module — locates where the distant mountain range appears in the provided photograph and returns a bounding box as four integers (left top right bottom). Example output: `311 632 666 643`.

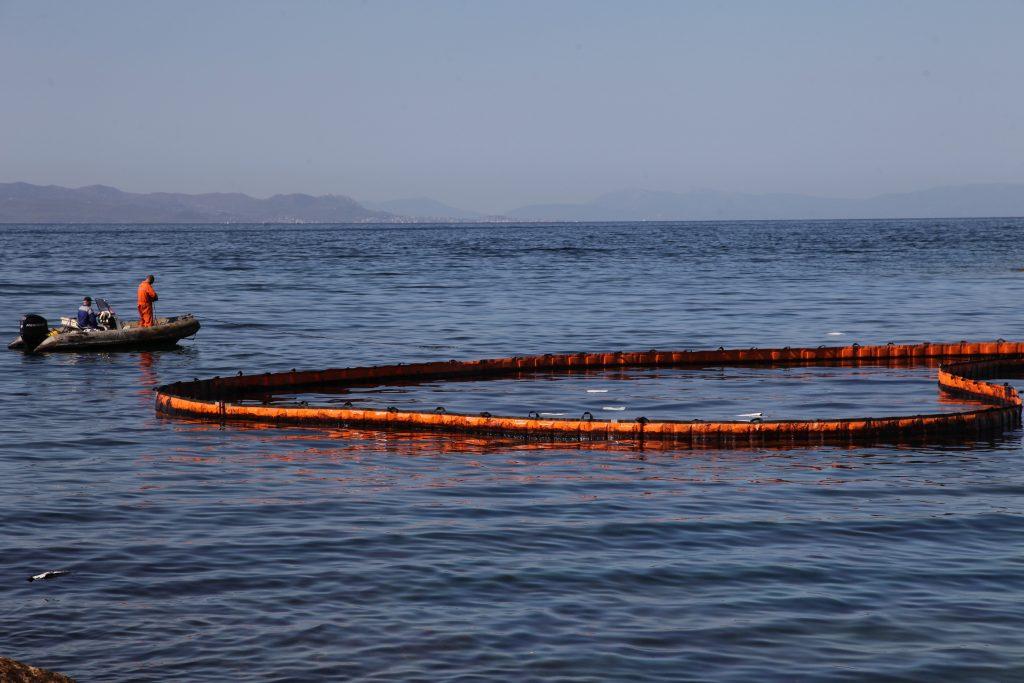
506 185 1024 221
361 197 486 221
0 182 393 223
2 181 1024 223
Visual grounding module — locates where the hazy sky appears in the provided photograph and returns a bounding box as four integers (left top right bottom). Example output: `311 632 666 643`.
2 0 1023 213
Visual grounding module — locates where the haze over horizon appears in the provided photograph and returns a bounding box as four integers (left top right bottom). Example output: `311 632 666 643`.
3 0 1023 214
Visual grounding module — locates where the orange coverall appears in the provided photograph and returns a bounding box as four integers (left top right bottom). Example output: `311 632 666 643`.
137 280 158 327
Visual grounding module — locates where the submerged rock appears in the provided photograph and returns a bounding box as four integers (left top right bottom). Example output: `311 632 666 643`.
0 657 75 682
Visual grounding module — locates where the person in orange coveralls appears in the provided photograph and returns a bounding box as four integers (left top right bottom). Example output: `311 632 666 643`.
137 274 158 327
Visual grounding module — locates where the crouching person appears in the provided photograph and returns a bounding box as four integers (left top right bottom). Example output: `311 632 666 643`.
77 296 99 329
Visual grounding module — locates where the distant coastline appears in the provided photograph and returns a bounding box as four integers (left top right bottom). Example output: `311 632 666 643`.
2 181 1023 223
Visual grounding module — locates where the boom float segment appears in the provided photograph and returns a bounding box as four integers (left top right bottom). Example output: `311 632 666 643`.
155 342 1024 447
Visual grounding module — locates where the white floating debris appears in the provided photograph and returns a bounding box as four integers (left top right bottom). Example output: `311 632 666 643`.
738 412 763 418
826 332 844 336
27 570 69 583
539 412 566 416
602 406 626 411
586 389 609 393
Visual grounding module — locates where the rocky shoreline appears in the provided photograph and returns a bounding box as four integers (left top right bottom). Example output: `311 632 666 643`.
0 657 74 683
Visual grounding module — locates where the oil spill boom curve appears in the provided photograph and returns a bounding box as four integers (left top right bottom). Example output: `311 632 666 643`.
156 342 1024 448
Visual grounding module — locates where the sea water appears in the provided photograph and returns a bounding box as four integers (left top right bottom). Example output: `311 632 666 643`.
2 219 1024 681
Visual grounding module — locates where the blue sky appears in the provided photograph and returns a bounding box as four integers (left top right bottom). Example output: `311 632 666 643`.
2 0 1022 212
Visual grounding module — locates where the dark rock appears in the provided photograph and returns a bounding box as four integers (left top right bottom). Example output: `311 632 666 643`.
0 657 75 683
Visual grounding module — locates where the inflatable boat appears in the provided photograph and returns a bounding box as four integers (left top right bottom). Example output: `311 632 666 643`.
9 313 200 352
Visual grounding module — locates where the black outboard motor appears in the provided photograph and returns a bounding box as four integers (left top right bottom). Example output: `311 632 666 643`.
19 314 49 352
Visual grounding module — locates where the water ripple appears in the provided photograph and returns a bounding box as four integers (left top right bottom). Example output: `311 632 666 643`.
2 220 1024 681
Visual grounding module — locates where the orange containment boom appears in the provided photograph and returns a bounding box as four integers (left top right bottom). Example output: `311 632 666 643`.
155 342 1024 448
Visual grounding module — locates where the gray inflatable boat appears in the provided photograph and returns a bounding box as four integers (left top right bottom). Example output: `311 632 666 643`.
9 314 200 352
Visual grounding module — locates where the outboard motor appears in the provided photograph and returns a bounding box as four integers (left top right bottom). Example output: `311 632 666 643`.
19 314 49 352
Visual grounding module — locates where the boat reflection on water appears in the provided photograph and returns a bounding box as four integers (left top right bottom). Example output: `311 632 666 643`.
138 351 157 390
133 345 199 400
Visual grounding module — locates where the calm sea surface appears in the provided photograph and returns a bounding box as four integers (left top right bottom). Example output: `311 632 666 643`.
2 219 1024 681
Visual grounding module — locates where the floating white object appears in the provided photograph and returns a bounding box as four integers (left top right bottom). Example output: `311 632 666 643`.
28 570 69 583
586 389 609 393
738 412 763 418
602 406 626 411
826 332 844 336
539 412 566 416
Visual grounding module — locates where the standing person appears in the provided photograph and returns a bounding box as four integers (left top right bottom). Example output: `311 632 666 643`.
137 274 159 327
